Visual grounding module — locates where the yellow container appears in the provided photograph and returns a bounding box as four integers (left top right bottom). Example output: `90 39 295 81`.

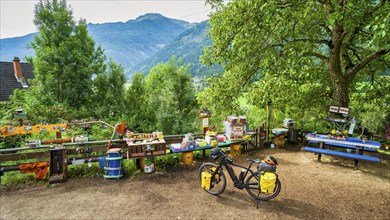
201 171 212 190
181 152 194 165
230 143 241 157
260 172 277 193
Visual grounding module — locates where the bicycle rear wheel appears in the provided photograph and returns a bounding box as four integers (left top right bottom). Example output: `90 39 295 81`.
198 163 226 195
314 119 333 134
245 171 281 201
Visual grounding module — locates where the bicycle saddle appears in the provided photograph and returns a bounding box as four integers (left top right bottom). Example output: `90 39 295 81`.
248 158 261 164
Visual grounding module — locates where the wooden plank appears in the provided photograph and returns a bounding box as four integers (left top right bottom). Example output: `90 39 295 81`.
0 144 123 163
0 152 50 162
165 138 183 144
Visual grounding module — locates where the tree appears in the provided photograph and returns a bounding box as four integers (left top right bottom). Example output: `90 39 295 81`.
203 0 389 109
30 0 106 110
92 61 126 117
144 57 199 134
124 73 151 132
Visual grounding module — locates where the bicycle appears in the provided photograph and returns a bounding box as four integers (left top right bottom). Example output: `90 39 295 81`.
198 147 281 201
314 115 365 136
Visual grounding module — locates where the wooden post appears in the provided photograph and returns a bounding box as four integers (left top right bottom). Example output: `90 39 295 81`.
255 128 259 149
259 125 264 149
354 147 361 169
318 142 324 162
49 148 67 183
139 158 145 172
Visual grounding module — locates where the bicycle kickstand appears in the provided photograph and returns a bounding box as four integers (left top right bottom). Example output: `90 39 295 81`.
256 199 260 209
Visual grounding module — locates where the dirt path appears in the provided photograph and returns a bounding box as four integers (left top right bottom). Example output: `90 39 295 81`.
1 148 389 219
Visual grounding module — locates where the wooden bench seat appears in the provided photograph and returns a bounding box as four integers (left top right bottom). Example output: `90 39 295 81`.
308 140 377 152
303 146 381 163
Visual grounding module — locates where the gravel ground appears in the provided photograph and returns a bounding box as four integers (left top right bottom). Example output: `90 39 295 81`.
1 148 389 219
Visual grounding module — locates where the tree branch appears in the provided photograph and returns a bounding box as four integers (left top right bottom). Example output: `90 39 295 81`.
347 46 362 61
343 2 382 46
342 50 354 70
303 52 329 63
339 0 346 13
346 49 390 80
292 38 332 47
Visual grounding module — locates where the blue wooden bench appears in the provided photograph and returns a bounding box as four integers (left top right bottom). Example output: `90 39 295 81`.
308 140 377 152
303 146 380 169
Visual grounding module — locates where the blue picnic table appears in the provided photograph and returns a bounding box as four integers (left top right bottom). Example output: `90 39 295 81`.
304 133 381 169
169 140 241 153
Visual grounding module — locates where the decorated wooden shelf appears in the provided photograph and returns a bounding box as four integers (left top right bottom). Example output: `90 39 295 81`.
126 139 166 158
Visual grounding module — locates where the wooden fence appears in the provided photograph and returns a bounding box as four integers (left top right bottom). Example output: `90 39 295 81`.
0 127 266 173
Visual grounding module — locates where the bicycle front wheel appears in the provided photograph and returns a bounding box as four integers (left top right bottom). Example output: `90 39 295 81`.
343 123 365 137
245 171 281 201
314 119 333 134
198 163 226 195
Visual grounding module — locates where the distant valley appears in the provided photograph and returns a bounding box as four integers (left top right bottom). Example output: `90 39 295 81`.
0 13 222 79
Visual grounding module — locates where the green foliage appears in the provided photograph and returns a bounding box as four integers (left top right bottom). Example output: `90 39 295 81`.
122 159 137 175
201 0 389 127
0 171 36 186
0 135 26 150
92 61 126 118
155 154 180 168
145 57 199 134
124 73 151 132
350 99 389 135
67 163 103 178
125 57 199 134
30 0 107 110
86 124 113 141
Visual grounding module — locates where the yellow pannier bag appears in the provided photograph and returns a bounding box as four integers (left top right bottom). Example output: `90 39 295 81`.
260 172 277 193
201 171 212 190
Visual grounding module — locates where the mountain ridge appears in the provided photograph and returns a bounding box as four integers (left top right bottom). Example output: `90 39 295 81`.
0 13 216 78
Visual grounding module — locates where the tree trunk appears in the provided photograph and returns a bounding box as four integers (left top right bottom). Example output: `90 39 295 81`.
329 47 350 108
329 24 349 108
331 77 349 108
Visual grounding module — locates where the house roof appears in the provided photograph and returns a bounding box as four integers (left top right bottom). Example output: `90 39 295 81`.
0 61 34 102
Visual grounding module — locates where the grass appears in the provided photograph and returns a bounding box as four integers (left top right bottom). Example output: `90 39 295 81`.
0 171 38 186
377 149 390 155
0 148 218 186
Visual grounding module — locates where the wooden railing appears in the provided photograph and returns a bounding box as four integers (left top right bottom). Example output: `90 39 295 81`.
0 128 265 173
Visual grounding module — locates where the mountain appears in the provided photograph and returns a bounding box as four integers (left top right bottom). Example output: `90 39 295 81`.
131 21 223 77
0 33 36 62
0 13 195 76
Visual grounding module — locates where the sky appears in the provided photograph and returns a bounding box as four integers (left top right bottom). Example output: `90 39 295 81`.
0 0 213 39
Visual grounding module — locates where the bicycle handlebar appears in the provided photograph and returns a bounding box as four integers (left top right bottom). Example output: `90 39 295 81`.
217 149 233 163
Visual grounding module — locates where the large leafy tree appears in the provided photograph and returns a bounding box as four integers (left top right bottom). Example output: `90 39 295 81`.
203 0 389 112
143 58 199 134
30 0 106 110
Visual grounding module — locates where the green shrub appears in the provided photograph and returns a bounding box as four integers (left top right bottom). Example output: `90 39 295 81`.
0 171 36 186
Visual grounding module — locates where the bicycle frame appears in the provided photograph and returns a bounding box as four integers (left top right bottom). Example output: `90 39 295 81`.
326 115 359 132
213 154 257 190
